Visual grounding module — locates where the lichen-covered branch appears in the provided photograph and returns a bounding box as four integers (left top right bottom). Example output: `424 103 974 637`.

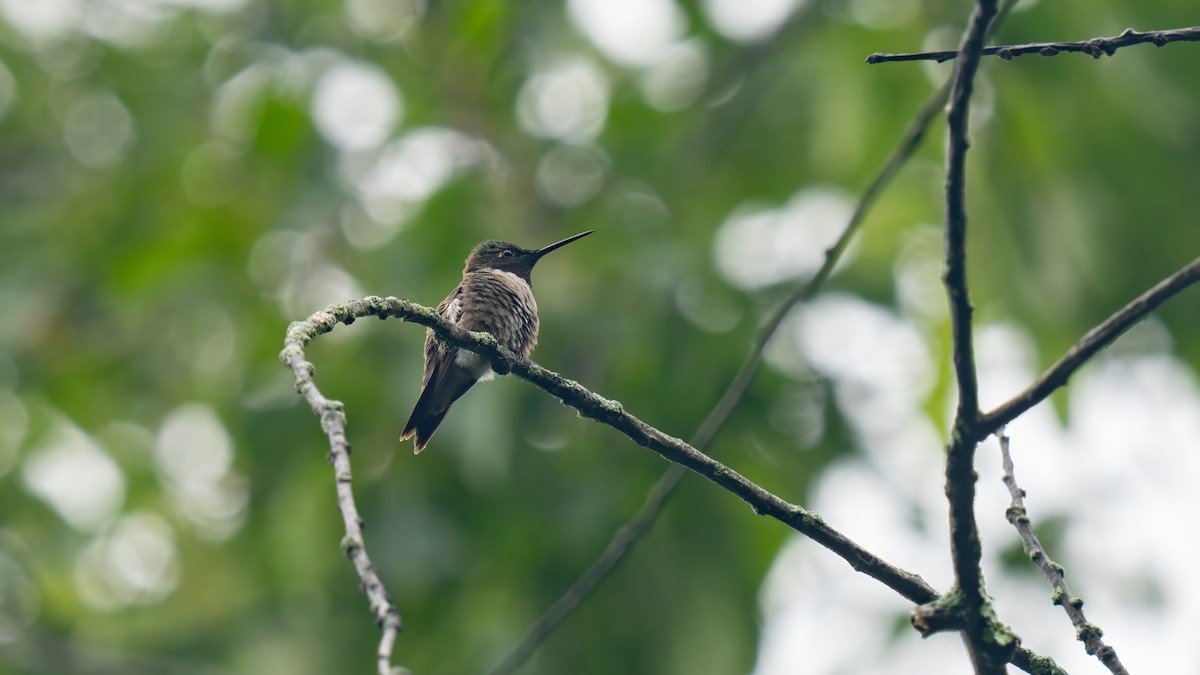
998 432 1129 675
283 295 1061 675
305 296 939 599
867 25 1200 64
281 316 404 675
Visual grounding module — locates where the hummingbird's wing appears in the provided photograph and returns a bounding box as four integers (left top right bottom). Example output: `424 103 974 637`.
401 284 473 453
420 284 464 386
400 354 477 453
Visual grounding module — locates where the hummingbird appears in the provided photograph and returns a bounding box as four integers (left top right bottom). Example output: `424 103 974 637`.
401 230 594 453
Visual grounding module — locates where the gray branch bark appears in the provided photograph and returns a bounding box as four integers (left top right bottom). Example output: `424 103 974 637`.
998 432 1129 675
936 1 1020 673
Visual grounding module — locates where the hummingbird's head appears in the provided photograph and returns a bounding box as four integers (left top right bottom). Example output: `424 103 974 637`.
463 230 593 282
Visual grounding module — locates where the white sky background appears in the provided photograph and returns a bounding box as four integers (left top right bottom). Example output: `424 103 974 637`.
3 0 1196 672
754 304 1200 674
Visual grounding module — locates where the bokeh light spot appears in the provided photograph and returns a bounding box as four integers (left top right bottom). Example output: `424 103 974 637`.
82 0 172 48
0 0 81 42
535 143 608 207
211 63 272 143
356 127 486 205
674 279 743 333
788 294 932 433
155 404 248 541
0 394 28 479
62 92 136 168
702 0 803 43
74 513 179 610
846 0 917 30
156 404 233 485
567 0 685 68
247 229 305 298
181 141 245 207
893 225 947 319
516 56 610 142
0 550 39 644
640 38 709 112
345 0 423 42
311 61 402 152
0 59 15 121
22 422 125 532
714 186 855 290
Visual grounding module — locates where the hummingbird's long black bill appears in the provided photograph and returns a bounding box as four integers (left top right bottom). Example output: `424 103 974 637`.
534 230 594 258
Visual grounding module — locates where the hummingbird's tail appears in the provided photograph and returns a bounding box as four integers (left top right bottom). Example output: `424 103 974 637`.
400 406 448 454
401 362 477 454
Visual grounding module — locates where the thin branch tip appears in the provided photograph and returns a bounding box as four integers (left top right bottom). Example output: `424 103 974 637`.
999 433 1129 675
868 25 1200 64
983 256 1200 431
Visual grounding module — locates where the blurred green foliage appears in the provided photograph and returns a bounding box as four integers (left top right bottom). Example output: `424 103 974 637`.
1 1 1198 674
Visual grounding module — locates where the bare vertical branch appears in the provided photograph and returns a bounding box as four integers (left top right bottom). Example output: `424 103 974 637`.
998 431 1130 675
942 0 993 563
937 1 1018 673
943 11 989 422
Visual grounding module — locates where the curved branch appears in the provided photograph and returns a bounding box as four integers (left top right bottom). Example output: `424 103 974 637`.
281 317 404 675
867 25 1200 64
319 296 939 595
998 431 1129 675
283 296 1063 675
982 255 1200 432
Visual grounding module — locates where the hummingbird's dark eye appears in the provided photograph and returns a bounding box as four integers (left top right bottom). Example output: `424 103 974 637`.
500 249 513 257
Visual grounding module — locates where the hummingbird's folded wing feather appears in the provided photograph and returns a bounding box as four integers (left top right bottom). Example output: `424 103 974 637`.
400 354 478 453
403 283 473 452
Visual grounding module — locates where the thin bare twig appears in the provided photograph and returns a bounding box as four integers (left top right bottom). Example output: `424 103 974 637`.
936 2 1018 673
281 321 404 675
983 255 1200 432
867 25 1200 64
283 296 1062 675
998 431 1130 675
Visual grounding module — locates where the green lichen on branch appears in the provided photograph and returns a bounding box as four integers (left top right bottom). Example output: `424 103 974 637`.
1023 652 1069 675
911 584 1018 668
